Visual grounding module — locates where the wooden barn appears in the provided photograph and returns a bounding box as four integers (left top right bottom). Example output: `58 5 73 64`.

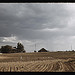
38 48 48 52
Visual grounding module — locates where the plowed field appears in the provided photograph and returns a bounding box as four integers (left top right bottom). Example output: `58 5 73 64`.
0 52 75 72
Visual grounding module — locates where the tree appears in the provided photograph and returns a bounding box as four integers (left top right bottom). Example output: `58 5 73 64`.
0 48 1 53
34 50 36 52
72 50 74 52
1 45 12 53
17 42 25 53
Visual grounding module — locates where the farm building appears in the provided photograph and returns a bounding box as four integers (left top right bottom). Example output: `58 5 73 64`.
38 48 48 52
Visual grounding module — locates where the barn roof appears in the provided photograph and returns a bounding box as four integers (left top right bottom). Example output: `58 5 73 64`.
38 48 48 52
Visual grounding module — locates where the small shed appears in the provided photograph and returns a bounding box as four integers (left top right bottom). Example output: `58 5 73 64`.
38 48 48 52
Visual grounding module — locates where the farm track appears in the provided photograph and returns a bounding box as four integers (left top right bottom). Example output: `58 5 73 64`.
0 59 75 72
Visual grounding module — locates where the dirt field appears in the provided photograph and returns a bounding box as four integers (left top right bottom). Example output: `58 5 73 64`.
0 51 75 72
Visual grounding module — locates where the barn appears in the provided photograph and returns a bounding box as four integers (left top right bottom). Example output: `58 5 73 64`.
38 48 48 52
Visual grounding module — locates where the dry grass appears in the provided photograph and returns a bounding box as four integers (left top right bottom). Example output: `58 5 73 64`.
0 52 75 72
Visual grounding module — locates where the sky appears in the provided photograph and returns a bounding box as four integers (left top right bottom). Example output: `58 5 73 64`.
0 3 75 52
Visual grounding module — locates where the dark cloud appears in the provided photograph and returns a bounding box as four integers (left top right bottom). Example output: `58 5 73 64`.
0 3 75 51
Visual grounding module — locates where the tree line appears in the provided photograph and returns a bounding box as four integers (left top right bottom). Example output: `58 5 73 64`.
0 42 26 53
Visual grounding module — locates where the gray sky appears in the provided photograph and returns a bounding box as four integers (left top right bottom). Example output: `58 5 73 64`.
0 3 75 52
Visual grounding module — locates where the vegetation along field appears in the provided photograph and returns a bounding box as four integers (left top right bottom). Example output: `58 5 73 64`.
0 51 75 72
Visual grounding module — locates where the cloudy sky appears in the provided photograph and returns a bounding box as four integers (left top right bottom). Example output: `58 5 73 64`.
0 3 75 52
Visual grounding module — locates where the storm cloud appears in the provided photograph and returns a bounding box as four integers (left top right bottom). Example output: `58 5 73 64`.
0 3 75 52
